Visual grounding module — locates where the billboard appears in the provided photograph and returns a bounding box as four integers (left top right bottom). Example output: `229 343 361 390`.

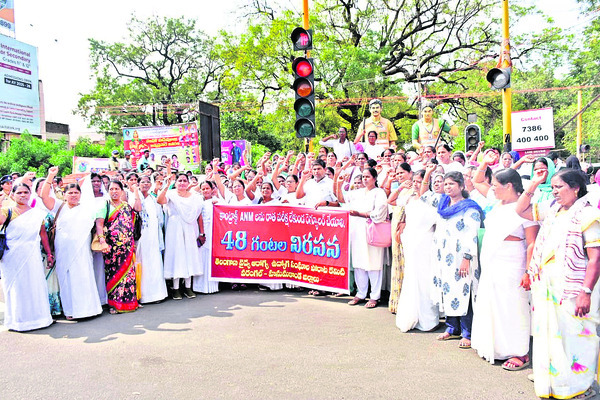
0 0 15 34
72 156 111 174
511 107 555 152
123 123 200 171
220 140 250 166
0 35 40 135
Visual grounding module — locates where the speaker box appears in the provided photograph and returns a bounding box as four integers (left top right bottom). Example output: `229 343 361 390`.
198 100 221 162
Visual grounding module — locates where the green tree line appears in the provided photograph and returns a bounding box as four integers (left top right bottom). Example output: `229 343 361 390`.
72 0 600 161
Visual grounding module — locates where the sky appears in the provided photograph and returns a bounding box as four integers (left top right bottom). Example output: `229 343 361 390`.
4 0 591 141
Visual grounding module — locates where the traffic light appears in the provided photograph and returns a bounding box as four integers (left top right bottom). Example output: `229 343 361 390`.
290 27 313 51
464 124 481 152
292 57 316 138
486 67 511 90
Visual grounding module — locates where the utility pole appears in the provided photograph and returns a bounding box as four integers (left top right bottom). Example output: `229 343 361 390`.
302 0 311 153
501 0 512 152
486 0 513 151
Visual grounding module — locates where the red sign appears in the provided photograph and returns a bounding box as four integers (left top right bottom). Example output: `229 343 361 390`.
211 205 350 293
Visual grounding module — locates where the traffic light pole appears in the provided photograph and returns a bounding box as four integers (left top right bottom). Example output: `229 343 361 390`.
303 0 310 153
501 0 512 152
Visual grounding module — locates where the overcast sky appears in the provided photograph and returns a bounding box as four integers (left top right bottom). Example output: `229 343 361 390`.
7 0 589 140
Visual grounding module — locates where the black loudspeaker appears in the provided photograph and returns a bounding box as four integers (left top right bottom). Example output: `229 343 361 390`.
198 100 221 162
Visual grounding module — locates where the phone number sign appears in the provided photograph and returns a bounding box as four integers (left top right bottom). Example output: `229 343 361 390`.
511 107 555 151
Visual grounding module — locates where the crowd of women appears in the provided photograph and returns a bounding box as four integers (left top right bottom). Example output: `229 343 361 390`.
0 134 599 400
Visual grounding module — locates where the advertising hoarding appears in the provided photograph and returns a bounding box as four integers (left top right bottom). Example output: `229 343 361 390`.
0 35 40 135
123 123 200 171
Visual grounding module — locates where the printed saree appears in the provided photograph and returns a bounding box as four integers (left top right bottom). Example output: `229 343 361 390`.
103 202 138 313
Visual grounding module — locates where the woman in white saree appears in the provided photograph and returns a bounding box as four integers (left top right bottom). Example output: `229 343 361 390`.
80 172 109 306
193 180 219 294
41 167 102 320
0 182 53 331
470 167 537 369
395 169 440 332
136 175 167 303
158 173 203 300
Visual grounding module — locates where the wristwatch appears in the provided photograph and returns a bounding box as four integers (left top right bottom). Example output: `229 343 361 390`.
199 233 206 237
582 286 593 295
463 254 473 261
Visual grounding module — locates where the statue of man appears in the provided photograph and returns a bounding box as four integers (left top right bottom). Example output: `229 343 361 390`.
411 102 458 150
354 99 397 149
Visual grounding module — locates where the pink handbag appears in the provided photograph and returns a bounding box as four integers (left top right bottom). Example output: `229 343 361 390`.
366 218 392 247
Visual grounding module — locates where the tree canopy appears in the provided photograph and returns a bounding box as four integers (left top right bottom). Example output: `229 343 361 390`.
75 0 600 161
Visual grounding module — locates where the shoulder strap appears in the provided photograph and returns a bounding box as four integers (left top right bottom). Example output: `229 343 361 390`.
105 201 110 221
54 203 65 225
1 208 12 233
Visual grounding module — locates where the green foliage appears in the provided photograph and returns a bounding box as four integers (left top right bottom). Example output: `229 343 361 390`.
77 15 223 132
250 143 270 167
0 134 70 176
73 1 586 160
0 134 123 178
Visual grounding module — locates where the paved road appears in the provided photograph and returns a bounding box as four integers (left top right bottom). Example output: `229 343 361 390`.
0 287 537 400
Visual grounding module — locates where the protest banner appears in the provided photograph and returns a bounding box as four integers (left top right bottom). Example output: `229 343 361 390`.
72 156 111 173
211 205 350 293
123 123 200 171
220 140 250 166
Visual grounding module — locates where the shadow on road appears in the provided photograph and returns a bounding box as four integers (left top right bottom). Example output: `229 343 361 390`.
22 289 308 343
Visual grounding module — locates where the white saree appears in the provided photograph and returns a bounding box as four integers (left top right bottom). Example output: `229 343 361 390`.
54 204 102 319
163 191 203 279
396 197 440 332
0 207 53 331
137 194 168 303
471 202 534 363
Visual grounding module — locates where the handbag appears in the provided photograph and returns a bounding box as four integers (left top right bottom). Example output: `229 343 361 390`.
0 208 12 260
47 203 65 253
91 201 110 252
133 209 142 241
366 218 392 247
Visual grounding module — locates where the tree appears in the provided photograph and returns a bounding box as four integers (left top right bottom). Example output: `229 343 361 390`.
0 134 72 177
77 16 224 132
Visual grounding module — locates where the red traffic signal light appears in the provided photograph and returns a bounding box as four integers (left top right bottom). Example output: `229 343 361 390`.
291 27 313 51
293 58 313 77
292 57 316 138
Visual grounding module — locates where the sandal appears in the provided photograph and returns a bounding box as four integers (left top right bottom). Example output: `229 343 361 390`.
109 308 118 315
348 297 365 306
365 299 379 309
308 290 327 296
458 338 471 349
573 388 597 400
502 355 530 371
437 332 461 341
